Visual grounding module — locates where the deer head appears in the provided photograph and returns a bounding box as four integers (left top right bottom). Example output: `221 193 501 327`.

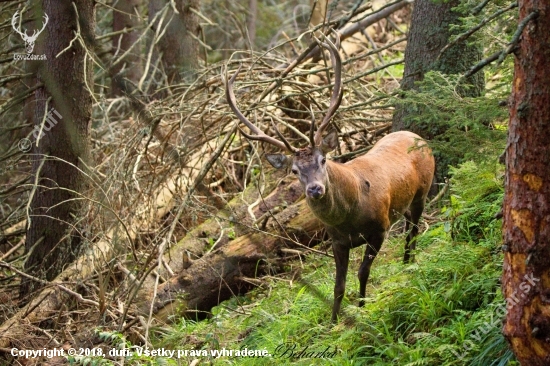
12 11 49 54
225 35 343 200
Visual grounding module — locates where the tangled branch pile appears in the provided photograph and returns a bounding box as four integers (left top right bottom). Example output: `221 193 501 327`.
0 0 411 356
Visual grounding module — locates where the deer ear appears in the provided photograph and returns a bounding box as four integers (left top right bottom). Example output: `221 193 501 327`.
266 154 290 170
321 130 338 153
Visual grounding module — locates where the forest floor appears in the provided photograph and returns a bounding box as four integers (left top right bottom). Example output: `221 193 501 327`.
86 156 511 366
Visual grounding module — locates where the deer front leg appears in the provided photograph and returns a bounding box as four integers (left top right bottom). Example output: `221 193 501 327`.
331 244 350 322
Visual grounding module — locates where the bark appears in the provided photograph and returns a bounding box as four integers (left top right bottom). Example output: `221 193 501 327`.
392 0 485 182
175 0 200 74
502 1 550 364
20 0 95 296
149 0 200 83
141 200 323 322
111 0 142 96
150 177 302 282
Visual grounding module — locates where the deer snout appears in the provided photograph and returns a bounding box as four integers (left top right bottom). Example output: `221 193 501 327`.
306 184 325 199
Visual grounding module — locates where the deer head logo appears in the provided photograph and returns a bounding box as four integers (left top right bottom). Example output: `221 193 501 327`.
11 10 48 54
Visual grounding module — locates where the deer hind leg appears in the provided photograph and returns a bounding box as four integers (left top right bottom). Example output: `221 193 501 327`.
404 210 412 234
332 244 350 322
358 232 384 307
403 201 424 264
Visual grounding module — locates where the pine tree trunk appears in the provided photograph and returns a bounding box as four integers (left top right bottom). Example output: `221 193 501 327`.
502 1 550 364
392 0 484 181
149 0 200 83
111 0 142 96
20 0 94 296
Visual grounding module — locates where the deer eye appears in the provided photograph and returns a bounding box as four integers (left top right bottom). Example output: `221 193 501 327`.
291 169 298 175
321 158 326 165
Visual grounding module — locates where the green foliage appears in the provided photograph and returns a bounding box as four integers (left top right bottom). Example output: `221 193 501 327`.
67 329 178 366
450 0 518 51
444 160 504 243
398 71 507 135
393 71 508 181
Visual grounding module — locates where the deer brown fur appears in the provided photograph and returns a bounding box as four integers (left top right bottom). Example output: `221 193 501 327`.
225 35 435 322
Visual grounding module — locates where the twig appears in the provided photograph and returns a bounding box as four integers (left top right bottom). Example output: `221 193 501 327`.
472 0 493 16
429 178 450 206
0 237 25 261
438 1 518 59
463 10 538 78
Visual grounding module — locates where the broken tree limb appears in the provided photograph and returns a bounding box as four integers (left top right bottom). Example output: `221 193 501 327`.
304 0 412 61
139 173 304 290
140 199 324 322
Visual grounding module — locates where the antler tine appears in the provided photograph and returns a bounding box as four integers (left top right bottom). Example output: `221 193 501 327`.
225 65 296 152
309 106 316 147
313 32 343 146
12 11 25 37
269 118 297 152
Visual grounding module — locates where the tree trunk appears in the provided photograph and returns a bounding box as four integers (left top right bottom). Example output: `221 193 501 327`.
111 0 142 96
149 0 200 83
392 0 484 181
502 1 550 364
21 0 94 296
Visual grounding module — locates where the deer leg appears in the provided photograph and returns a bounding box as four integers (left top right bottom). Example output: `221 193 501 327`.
331 244 349 322
404 201 424 263
404 210 412 234
358 233 384 307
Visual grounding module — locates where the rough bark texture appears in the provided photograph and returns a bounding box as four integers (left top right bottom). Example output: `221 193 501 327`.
111 0 142 96
502 1 550 364
149 0 200 83
141 200 323 322
21 0 94 296
392 0 484 181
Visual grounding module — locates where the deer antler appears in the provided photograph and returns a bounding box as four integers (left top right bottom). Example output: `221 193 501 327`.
225 65 297 153
313 32 343 146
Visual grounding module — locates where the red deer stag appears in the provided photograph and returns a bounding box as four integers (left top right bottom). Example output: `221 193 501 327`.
225 38 435 322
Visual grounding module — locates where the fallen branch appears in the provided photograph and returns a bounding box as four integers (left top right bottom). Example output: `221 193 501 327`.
141 199 324 322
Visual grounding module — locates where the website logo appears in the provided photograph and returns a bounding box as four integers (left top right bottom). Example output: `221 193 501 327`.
12 10 48 61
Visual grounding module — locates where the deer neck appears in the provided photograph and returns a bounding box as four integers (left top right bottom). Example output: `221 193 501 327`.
306 161 361 226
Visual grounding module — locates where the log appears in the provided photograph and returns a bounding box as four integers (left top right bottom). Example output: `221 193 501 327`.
139 173 303 288
143 199 324 322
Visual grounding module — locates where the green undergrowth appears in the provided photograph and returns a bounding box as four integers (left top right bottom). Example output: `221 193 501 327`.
80 158 508 366
140 157 510 366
